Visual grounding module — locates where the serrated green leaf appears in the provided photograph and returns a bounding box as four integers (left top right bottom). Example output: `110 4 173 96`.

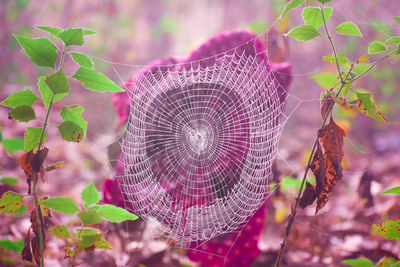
2 138 24 154
60 105 88 137
81 182 99 207
9 105 36 122
356 92 391 124
98 204 138 223
45 69 70 94
49 225 70 239
321 53 348 65
342 257 374 267
0 191 24 213
36 26 62 38
372 220 400 240
70 52 94 69
0 177 19 186
13 34 58 68
58 121 84 142
310 72 338 89
0 239 24 253
0 89 39 108
281 0 304 18
368 41 387 54
302 7 333 29
380 186 400 195
335 21 363 36
95 237 113 250
78 210 102 226
384 36 400 44
24 127 47 152
72 67 124 92
40 197 79 214
38 77 67 108
287 24 321 41
79 233 102 249
395 17 400 24
318 0 333 3
59 28 84 46
83 29 96 35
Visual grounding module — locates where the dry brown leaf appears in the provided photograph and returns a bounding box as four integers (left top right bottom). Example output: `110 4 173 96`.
299 118 346 214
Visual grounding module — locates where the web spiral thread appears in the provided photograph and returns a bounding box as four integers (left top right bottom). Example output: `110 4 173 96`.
115 35 288 248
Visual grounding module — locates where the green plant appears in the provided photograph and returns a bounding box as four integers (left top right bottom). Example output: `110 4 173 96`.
0 26 133 267
275 1 400 266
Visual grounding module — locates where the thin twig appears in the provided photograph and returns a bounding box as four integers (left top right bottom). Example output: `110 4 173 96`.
31 44 66 267
319 2 344 83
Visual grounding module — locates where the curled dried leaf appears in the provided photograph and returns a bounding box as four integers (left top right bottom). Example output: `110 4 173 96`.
299 118 346 214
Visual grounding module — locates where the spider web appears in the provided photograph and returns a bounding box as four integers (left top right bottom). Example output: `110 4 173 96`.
109 32 291 251
76 1 400 265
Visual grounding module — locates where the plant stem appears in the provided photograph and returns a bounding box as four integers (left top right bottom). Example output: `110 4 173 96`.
275 5 355 265
319 2 344 83
71 224 84 267
31 45 65 267
274 66 353 267
350 51 396 82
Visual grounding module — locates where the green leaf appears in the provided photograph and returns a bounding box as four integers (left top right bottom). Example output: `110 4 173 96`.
49 225 70 239
83 29 96 35
58 121 84 142
72 67 124 92
70 52 94 69
36 26 62 38
13 34 58 69
40 197 79 214
394 16 400 24
0 177 19 186
281 0 304 18
368 41 387 54
38 77 67 108
60 105 88 137
286 25 321 41
384 36 400 44
95 237 113 250
372 220 400 240
318 0 333 3
302 7 333 29
79 233 102 249
24 127 47 152
9 105 36 122
0 191 24 213
2 138 24 154
98 204 138 223
76 228 99 236
352 64 371 75
342 257 374 267
380 186 400 195
356 92 391 124
59 28 84 46
321 53 348 65
0 89 39 108
81 182 99 207
78 210 102 226
335 21 363 36
0 239 24 253
45 69 70 94
310 72 338 89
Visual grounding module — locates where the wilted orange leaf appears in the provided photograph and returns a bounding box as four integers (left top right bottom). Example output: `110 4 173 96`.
20 147 49 194
299 118 346 214
21 230 32 263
